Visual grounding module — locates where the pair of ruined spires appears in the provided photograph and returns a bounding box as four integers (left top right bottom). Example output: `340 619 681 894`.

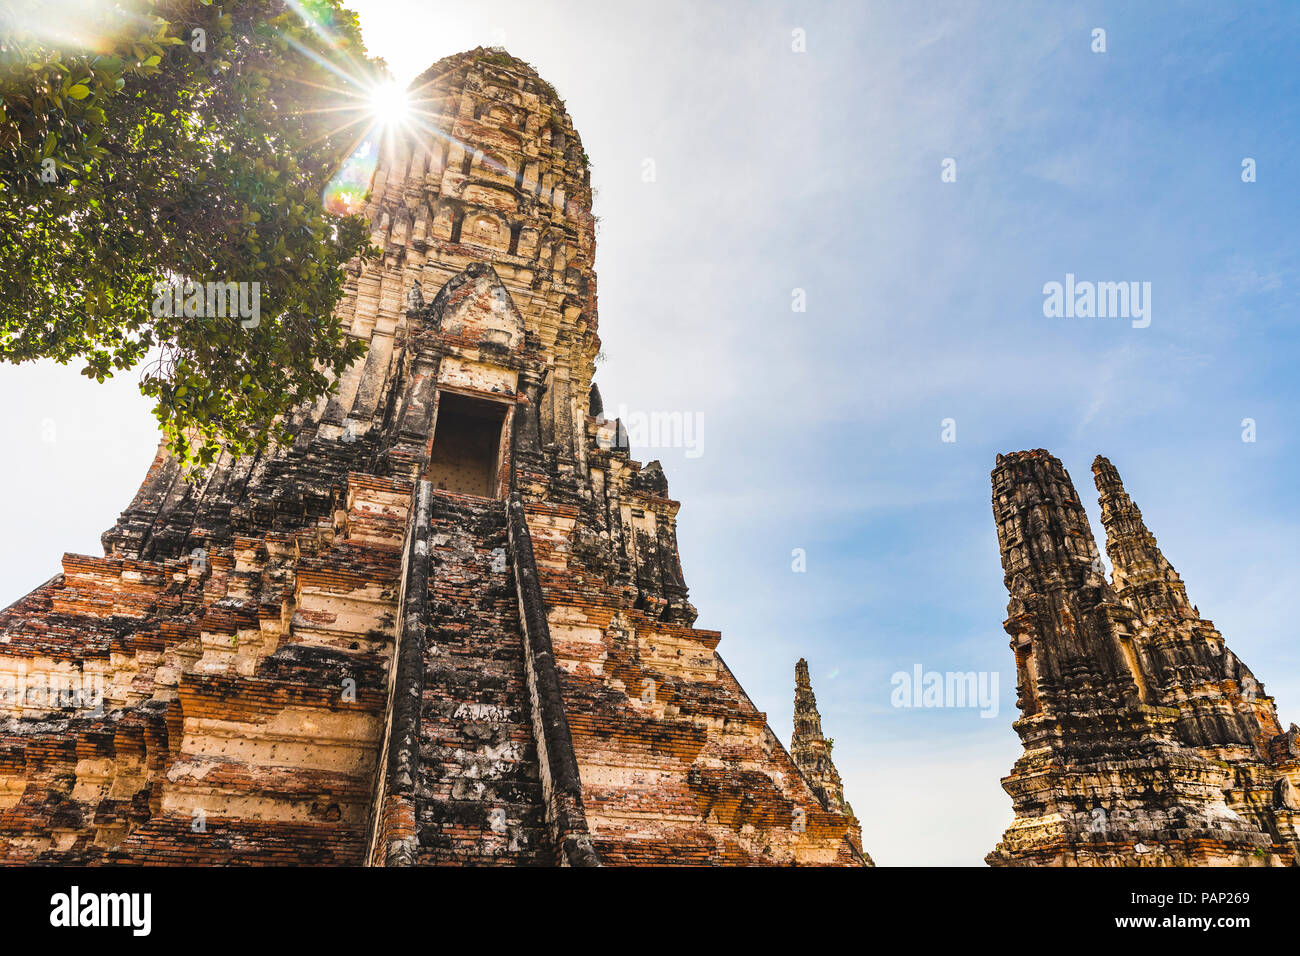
794 449 1299 865
986 449 1298 865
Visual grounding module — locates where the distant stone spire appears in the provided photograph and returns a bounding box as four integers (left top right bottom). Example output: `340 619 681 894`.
792 659 852 817
1092 455 1194 620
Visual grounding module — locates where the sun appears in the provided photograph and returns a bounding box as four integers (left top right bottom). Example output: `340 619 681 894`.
369 80 410 127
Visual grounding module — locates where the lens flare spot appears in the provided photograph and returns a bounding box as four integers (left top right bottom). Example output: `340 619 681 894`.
323 140 378 216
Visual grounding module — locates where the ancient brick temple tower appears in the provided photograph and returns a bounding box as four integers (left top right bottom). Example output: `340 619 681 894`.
988 449 1300 866
0 49 866 866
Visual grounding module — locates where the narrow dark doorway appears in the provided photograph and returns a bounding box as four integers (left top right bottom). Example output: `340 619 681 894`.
425 391 508 497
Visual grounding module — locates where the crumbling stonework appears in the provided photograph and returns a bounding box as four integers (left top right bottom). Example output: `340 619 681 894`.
0 49 865 866
988 449 1299 866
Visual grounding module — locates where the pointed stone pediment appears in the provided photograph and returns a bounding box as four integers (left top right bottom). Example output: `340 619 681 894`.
422 262 525 352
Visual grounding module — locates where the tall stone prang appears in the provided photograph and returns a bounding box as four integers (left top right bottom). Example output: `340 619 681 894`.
987 449 1299 866
791 659 856 823
0 49 866 866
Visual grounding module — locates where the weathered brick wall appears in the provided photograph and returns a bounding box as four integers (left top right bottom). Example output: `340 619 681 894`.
0 470 411 863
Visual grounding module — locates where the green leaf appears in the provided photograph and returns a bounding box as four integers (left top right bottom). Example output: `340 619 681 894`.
67 84 90 99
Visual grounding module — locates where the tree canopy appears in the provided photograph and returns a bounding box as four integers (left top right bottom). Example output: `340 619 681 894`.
0 0 386 469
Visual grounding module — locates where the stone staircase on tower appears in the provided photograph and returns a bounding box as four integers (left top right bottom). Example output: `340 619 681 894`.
414 491 553 865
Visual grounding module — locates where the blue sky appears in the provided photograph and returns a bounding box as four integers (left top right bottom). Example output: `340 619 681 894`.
3 0 1298 865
